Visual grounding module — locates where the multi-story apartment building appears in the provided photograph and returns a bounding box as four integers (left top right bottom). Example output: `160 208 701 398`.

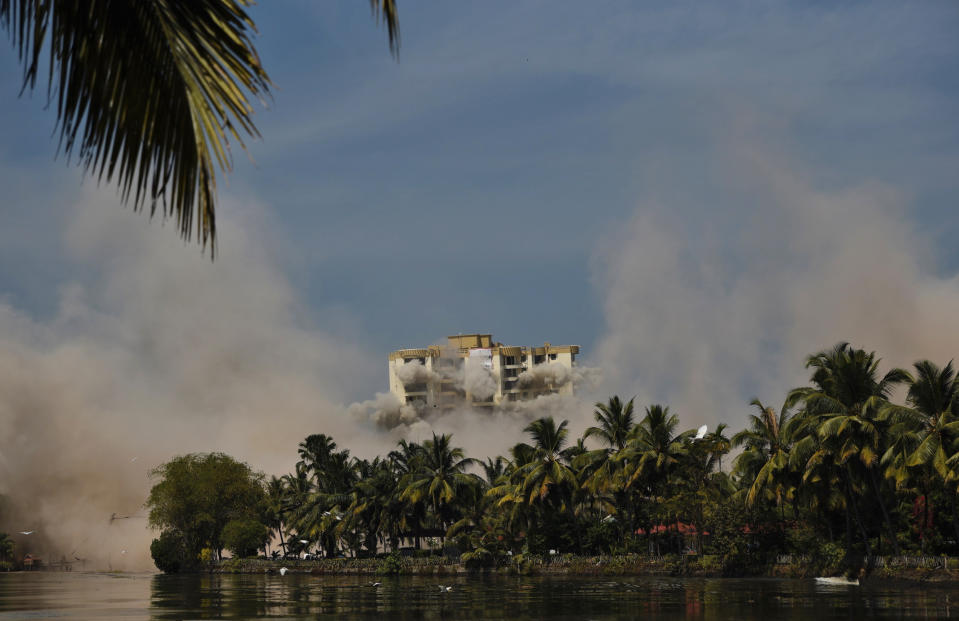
388 334 580 409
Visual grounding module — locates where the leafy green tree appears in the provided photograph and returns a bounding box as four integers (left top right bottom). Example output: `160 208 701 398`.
146 452 267 568
222 518 270 558
0 0 398 255
0 532 14 563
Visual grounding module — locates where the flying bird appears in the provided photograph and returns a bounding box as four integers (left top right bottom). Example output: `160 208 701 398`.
299 539 309 545
130 457 137 463
694 425 708 440
438 585 453 592
279 567 289 576
19 531 34 535
369 582 382 587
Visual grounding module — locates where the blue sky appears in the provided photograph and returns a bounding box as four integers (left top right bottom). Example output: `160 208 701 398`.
1 1 959 406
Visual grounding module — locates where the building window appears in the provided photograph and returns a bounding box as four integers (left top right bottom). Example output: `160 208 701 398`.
549 353 557 361
503 355 517 366
534 355 545 364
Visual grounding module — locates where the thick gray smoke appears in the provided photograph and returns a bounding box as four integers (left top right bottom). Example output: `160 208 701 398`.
348 392 421 430
462 364 497 401
518 363 602 391
393 360 438 385
592 135 959 427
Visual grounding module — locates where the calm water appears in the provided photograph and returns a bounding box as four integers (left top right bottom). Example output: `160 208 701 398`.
0 572 956 620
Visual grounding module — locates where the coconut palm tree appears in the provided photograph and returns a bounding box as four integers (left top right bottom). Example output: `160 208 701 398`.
515 417 578 506
619 404 687 490
585 396 636 450
264 475 289 556
787 342 909 555
882 360 959 547
733 398 798 508
481 456 508 487
399 433 478 531
0 1 399 256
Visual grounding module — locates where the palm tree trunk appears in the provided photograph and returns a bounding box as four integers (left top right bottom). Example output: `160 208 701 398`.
868 468 901 555
951 495 959 550
843 466 872 557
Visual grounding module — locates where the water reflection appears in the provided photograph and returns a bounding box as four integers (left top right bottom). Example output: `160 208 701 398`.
148 574 958 620
0 572 954 619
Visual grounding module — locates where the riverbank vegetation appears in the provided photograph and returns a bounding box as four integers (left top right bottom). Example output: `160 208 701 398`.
148 343 959 574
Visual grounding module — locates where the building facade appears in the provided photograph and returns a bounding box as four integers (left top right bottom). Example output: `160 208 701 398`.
388 334 580 409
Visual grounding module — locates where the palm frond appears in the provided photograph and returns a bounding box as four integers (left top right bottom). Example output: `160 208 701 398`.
1 0 274 256
2 1 400 256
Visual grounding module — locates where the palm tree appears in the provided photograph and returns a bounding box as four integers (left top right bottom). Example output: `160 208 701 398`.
706 423 732 473
264 476 289 557
788 342 909 555
399 433 478 531
481 456 508 487
882 360 959 548
619 404 687 490
297 434 338 479
0 1 399 256
515 417 578 507
585 396 635 450
733 398 797 509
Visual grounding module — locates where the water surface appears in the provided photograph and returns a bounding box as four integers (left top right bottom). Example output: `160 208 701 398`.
0 572 955 619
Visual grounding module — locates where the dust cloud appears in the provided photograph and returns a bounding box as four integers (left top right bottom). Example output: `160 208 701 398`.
6 130 958 572
592 133 959 427
0 192 391 570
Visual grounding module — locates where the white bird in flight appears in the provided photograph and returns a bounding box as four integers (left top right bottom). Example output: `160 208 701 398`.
438 585 453 592
279 567 288 576
130 457 137 463
299 539 309 544
694 424 708 440
20 531 34 535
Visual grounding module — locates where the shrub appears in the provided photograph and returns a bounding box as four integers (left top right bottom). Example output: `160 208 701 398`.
377 552 403 575
151 530 189 574
815 542 845 575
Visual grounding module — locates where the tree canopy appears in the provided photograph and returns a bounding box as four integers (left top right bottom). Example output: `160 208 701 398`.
146 452 267 570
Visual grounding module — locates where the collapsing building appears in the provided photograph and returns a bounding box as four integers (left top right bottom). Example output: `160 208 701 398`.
388 334 580 409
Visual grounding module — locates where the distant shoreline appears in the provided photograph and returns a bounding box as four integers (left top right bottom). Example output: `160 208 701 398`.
209 554 959 584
